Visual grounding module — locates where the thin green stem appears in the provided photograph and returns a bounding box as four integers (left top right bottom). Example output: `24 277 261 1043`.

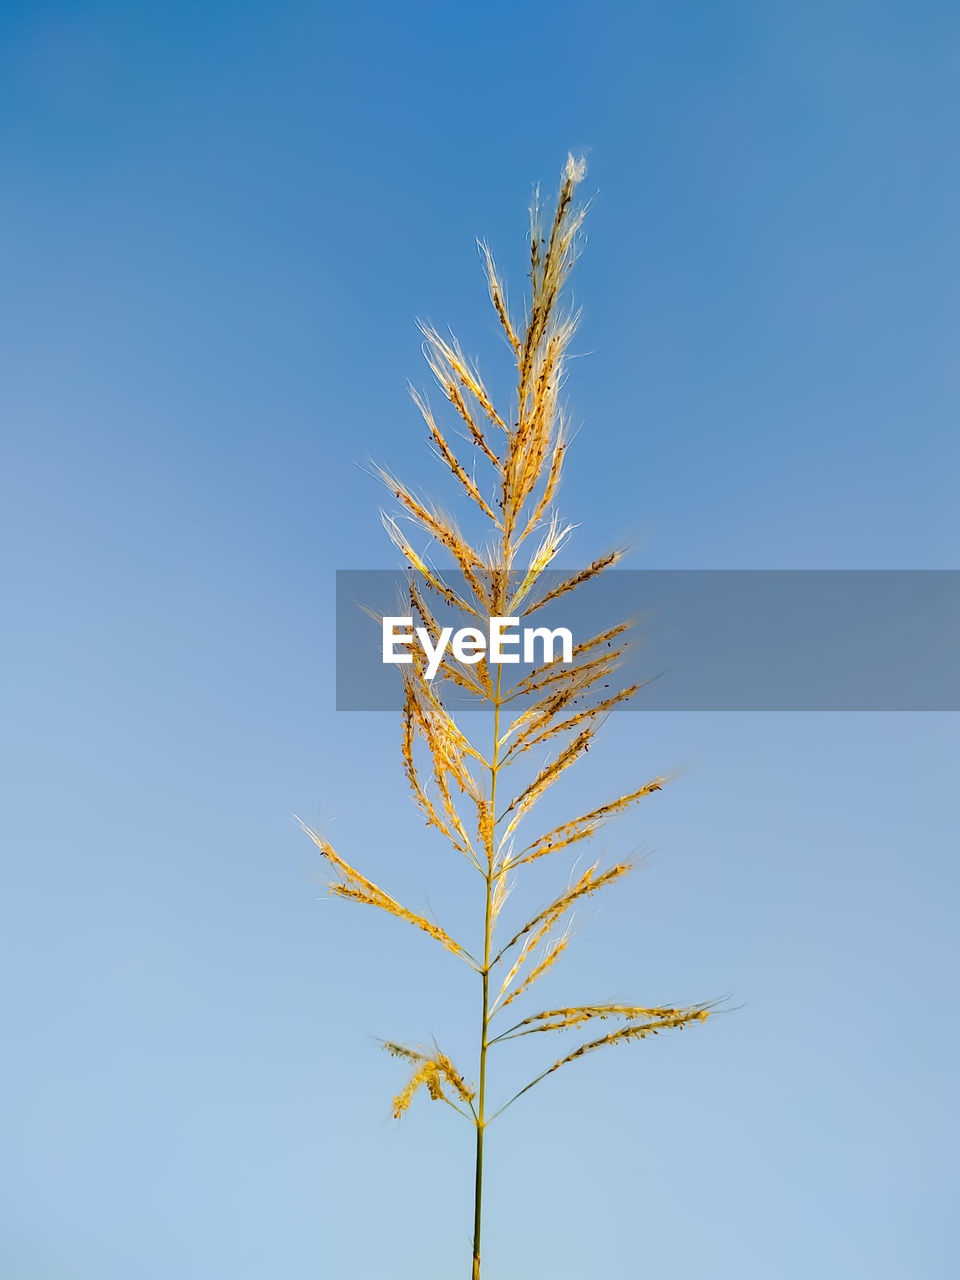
472 664 503 1280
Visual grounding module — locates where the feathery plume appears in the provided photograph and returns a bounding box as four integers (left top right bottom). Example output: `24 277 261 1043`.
308 155 713 1280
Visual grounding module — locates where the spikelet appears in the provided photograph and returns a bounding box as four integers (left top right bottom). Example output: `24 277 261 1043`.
419 323 508 435
382 1040 430 1064
517 418 567 545
407 660 489 772
503 657 604 731
328 883 471 958
568 623 632 660
428 365 502 470
501 727 596 834
404 678 478 852
476 797 495 862
384 1042 476 1117
376 468 485 566
523 551 623 616
492 928 537 1007
511 645 627 702
516 684 641 752
489 159 585 543
512 319 577 516
391 1060 446 1117
517 155 587 414
496 925 572 1013
411 387 501 525
507 514 574 612
494 927 532 993
506 831 595 871
501 673 640 761
375 470 492 608
500 682 583 755
491 1006 713 1115
490 858 511 926
514 623 632 693
297 818 473 964
541 1008 712 1074
494 1002 712 1040
513 777 668 868
434 1049 476 1105
497 861 631 960
479 239 521 356
381 513 479 617
409 578 490 697
401 696 473 856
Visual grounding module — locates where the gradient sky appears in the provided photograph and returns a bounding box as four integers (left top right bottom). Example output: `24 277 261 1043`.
2 3 958 1278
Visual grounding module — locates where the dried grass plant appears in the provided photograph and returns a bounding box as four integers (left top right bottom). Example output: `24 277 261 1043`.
300 155 711 1279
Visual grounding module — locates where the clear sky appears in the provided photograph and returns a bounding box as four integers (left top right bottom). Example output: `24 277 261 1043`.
2 3 957 1278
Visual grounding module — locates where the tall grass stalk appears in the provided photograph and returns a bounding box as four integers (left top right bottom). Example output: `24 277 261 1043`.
300 155 711 1278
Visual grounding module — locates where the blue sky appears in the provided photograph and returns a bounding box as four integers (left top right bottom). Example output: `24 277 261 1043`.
2 3 958 1277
